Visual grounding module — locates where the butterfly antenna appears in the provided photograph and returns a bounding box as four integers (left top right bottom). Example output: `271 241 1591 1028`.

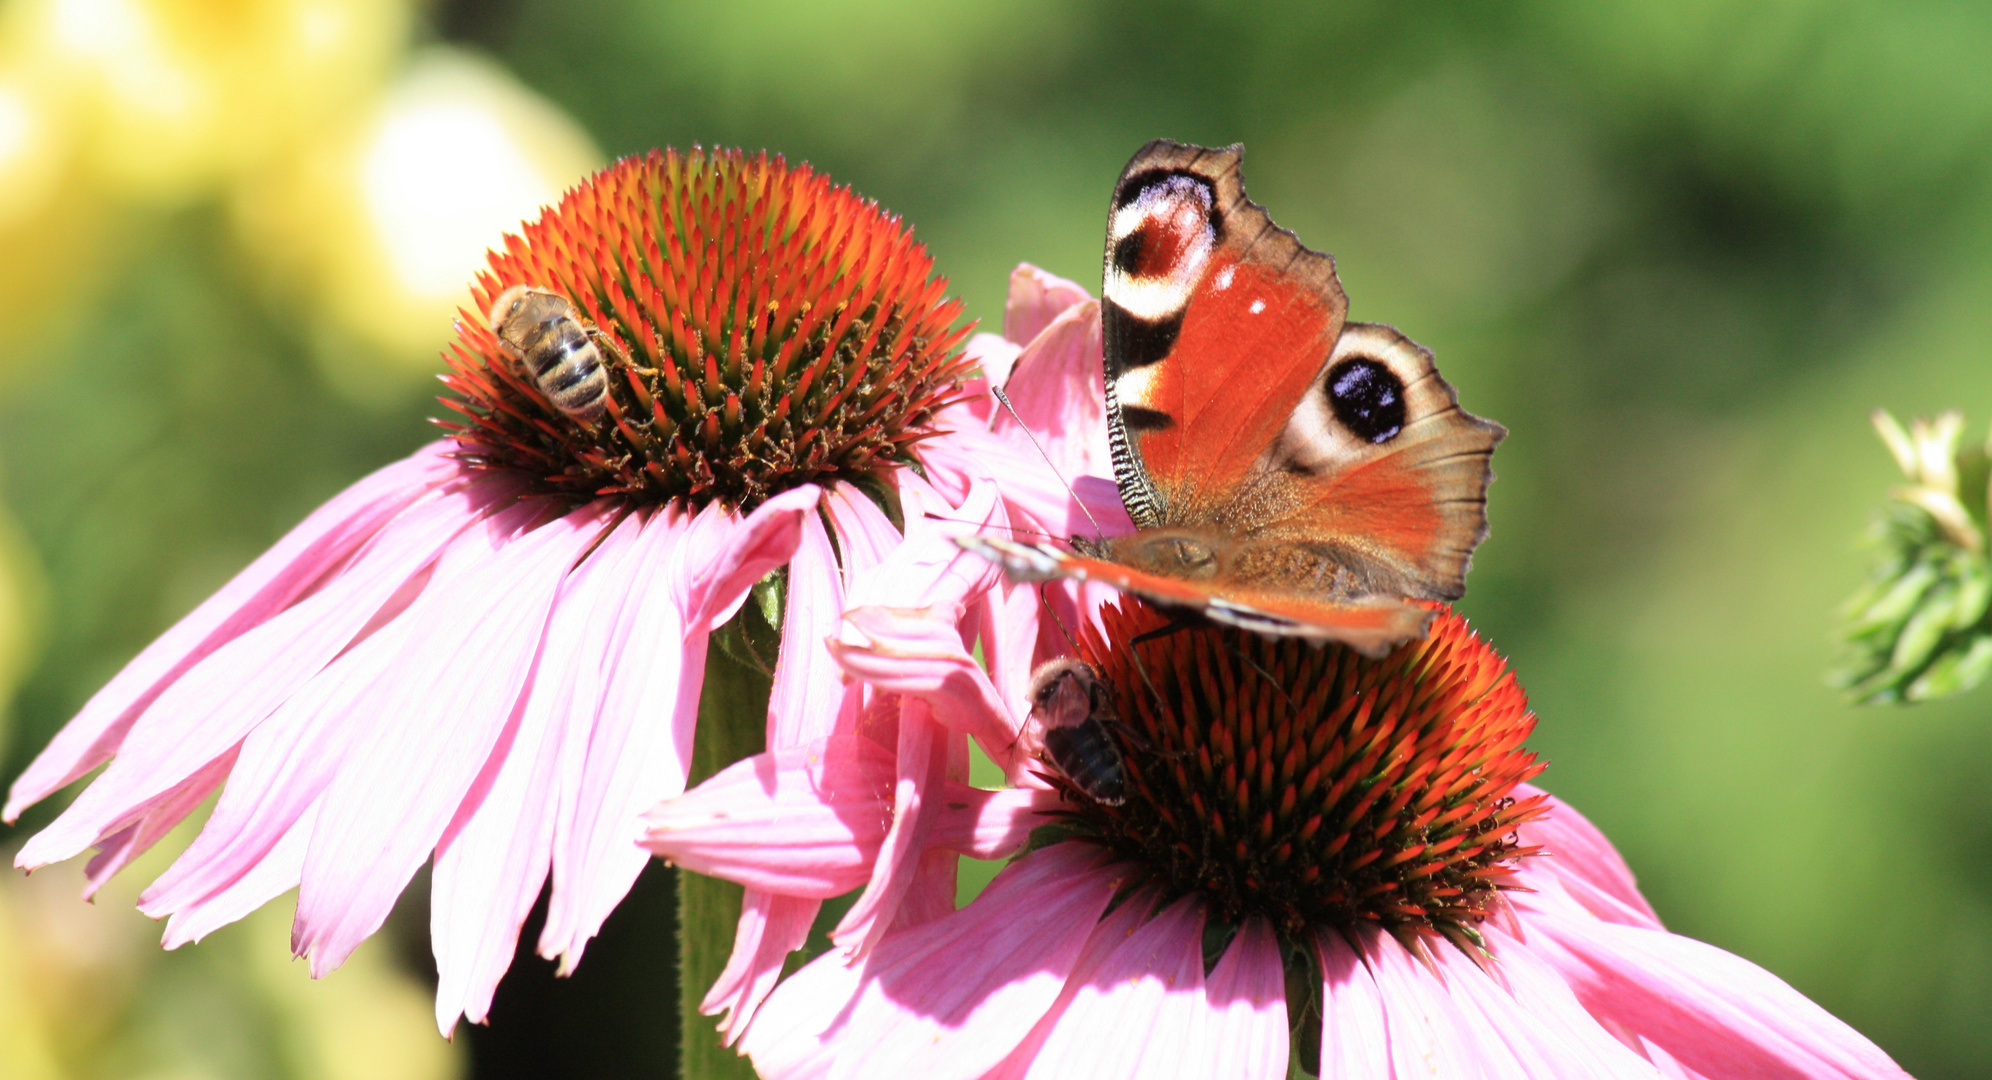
921 512 1059 542
991 385 1109 542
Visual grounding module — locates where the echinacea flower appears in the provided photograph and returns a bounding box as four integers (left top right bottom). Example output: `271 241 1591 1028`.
645 593 1911 1078
1 147 1059 1036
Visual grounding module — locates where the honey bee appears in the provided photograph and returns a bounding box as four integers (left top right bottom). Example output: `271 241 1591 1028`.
1026 658 1127 806
486 284 621 424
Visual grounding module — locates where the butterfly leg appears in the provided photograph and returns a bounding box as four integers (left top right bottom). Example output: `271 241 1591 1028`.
1128 614 1201 649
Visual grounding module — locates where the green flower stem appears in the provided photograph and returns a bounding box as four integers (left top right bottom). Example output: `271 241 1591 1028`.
679 635 771 1080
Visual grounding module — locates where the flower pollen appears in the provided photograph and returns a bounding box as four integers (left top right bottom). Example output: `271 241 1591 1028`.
1052 601 1548 957
437 147 973 511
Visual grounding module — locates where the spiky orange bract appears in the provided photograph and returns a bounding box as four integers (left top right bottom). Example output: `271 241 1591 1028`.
436 148 974 511
1058 602 1548 956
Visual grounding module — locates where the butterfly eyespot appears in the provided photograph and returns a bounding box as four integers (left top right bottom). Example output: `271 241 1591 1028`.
1325 357 1406 444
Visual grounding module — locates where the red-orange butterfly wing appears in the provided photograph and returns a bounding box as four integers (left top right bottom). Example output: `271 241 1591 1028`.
1100 141 1502 618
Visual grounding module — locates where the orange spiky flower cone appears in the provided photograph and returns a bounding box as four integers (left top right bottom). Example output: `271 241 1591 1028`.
437 147 974 512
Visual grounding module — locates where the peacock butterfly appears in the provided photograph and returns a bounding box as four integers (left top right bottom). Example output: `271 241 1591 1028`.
963 140 1504 656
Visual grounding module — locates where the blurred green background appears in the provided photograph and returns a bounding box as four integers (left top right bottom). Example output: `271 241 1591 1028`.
1 0 1989 1076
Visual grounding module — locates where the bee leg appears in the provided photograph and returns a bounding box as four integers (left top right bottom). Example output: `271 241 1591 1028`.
587 325 637 368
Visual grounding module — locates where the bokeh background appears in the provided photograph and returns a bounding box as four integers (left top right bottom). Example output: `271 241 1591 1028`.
1 0 1989 1076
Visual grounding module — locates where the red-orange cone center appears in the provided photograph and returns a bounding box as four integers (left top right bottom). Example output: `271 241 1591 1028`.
438 147 973 511
1046 601 1547 957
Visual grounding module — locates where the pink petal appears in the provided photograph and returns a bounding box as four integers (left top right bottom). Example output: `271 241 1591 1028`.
966 333 1024 403
159 800 317 948
1002 264 1092 347
137 563 439 929
845 481 1007 614
1351 928 1674 1079
17 473 517 871
1201 919 1290 1080
743 843 1122 1080
993 299 1109 484
832 606 1018 756
293 500 608 977
700 490 883 1040
1003 895 1212 1079
1513 786 1664 930
701 890 818 1044
979 888 1160 1080
767 506 849 748
538 507 693 969
822 484 903 570
541 488 819 970
676 486 823 629
831 700 951 956
429 507 648 1035
81 747 238 899
1317 931 1392 1079
3 444 460 822
1516 903 1910 1079
640 736 897 897
928 784 1050 860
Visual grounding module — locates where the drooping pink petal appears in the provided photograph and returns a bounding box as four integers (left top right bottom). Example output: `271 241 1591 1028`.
701 485 894 1043
1350 928 1662 1079
640 736 897 897
701 890 819 1045
1513 786 1664 931
3 444 460 822
158 800 318 949
831 699 951 955
927 784 1050 860
1200 919 1290 1080
993 299 1109 484
17 474 519 871
539 506 693 969
975 892 1156 1080
293 499 609 977
1317 930 1392 1079
1441 931 1665 1078
137 561 440 930
1515 900 1910 1079
1002 264 1091 348
845 480 1008 613
832 605 1019 761
822 484 902 571
743 843 1122 1080
677 486 825 629
541 487 820 970
965 333 1023 409
767 504 849 749
995 895 1211 1080
80 747 239 899
430 507 649 1035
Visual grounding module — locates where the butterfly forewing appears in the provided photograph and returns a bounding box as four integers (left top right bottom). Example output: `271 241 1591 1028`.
1101 141 1349 529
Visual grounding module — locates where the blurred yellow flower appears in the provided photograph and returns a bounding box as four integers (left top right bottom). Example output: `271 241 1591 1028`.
233 46 602 396
0 0 410 204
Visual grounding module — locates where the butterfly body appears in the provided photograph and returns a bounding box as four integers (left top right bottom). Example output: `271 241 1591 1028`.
968 141 1504 656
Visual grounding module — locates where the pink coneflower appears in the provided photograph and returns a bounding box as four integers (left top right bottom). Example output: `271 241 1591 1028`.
1 148 1076 1036
645 598 1910 1078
